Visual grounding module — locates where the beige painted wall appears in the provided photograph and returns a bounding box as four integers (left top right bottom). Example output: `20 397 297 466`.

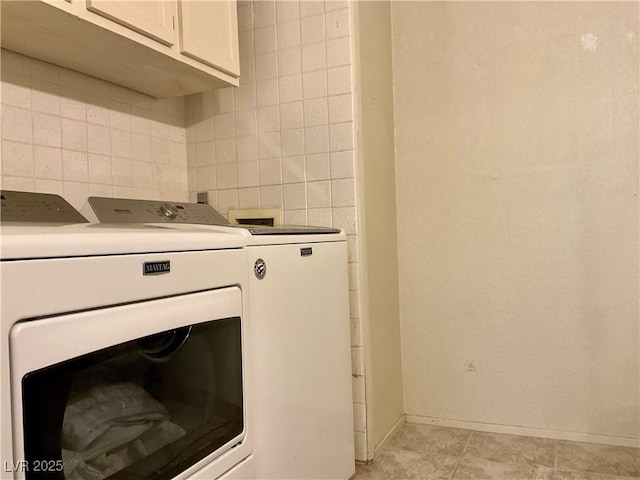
392 2 639 443
355 1 403 454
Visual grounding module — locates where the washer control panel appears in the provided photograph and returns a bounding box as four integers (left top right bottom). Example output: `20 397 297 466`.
85 196 229 225
1 190 88 223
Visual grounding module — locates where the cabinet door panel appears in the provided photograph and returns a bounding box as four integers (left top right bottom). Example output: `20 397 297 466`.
86 0 177 46
178 0 239 77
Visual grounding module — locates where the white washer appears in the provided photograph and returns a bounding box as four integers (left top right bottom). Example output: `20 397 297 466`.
1 191 254 480
83 197 356 480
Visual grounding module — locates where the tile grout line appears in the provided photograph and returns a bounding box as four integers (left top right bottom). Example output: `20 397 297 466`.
449 430 474 480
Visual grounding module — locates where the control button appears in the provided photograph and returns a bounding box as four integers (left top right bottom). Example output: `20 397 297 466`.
159 203 179 219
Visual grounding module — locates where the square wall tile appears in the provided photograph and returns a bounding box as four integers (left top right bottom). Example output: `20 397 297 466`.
284 209 307 225
239 186 261 208
279 75 303 103
351 346 364 376
256 52 279 80
258 105 281 133
276 0 299 23
330 150 355 179
306 153 330 180
283 182 306 209
88 124 111 155
239 30 255 59
277 20 301 49
352 375 365 404
353 403 366 433
33 112 62 148
281 128 305 156
111 157 133 186
278 47 302 77
89 154 113 185
305 125 329 154
215 138 237 165
327 37 352 68
257 79 280 107
328 65 352 96
1 72 31 109
31 79 60 115
331 178 356 207
34 146 63 180
237 135 259 162
349 290 361 319
303 71 328 99
282 155 305 184
308 207 331 227
2 141 34 177
304 98 328 127
2 106 33 143
307 180 331 208
280 102 304 130
329 122 354 152
217 163 238 189
260 185 283 209
238 161 260 187
326 8 351 39
236 109 258 137
218 189 240 215
253 1 276 28
258 131 282 159
333 206 357 234
301 15 326 45
302 42 327 73
62 150 88 182
255 25 277 54
260 157 282 186
328 94 353 124
300 0 324 17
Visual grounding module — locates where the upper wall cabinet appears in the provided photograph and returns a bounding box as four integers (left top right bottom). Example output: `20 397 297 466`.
0 0 240 98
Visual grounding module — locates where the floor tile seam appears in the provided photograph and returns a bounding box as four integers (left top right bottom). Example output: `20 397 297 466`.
554 438 558 469
449 430 474 480
557 468 640 480
458 450 556 470
554 458 640 479
458 454 537 474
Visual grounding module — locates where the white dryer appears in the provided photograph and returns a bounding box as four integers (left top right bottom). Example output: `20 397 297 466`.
83 197 356 480
0 191 254 480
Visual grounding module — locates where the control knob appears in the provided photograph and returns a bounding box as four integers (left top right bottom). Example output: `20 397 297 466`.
160 203 179 219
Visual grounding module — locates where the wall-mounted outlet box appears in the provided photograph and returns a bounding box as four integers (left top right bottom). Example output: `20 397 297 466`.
228 208 282 226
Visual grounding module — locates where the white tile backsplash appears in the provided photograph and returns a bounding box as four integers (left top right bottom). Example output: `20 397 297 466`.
0 50 192 206
304 97 329 127
184 0 366 460
301 15 326 45
276 0 300 23
277 20 302 49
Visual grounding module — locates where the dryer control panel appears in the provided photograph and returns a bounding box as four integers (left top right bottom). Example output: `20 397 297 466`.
84 196 230 225
0 190 88 223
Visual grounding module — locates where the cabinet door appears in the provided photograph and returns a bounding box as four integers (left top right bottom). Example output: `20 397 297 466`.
178 0 239 77
86 0 177 46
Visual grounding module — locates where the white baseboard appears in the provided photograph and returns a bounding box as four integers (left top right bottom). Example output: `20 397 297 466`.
405 415 640 448
373 415 406 457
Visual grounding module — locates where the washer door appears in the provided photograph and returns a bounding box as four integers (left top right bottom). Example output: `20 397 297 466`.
9 287 246 480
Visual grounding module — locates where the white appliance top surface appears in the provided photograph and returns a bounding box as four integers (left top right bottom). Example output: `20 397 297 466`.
83 197 347 246
188 224 347 246
0 223 246 260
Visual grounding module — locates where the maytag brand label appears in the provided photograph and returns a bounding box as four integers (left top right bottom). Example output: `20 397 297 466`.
143 261 171 275
300 247 313 257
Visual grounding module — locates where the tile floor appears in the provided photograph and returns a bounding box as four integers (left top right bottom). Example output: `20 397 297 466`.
352 423 640 480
